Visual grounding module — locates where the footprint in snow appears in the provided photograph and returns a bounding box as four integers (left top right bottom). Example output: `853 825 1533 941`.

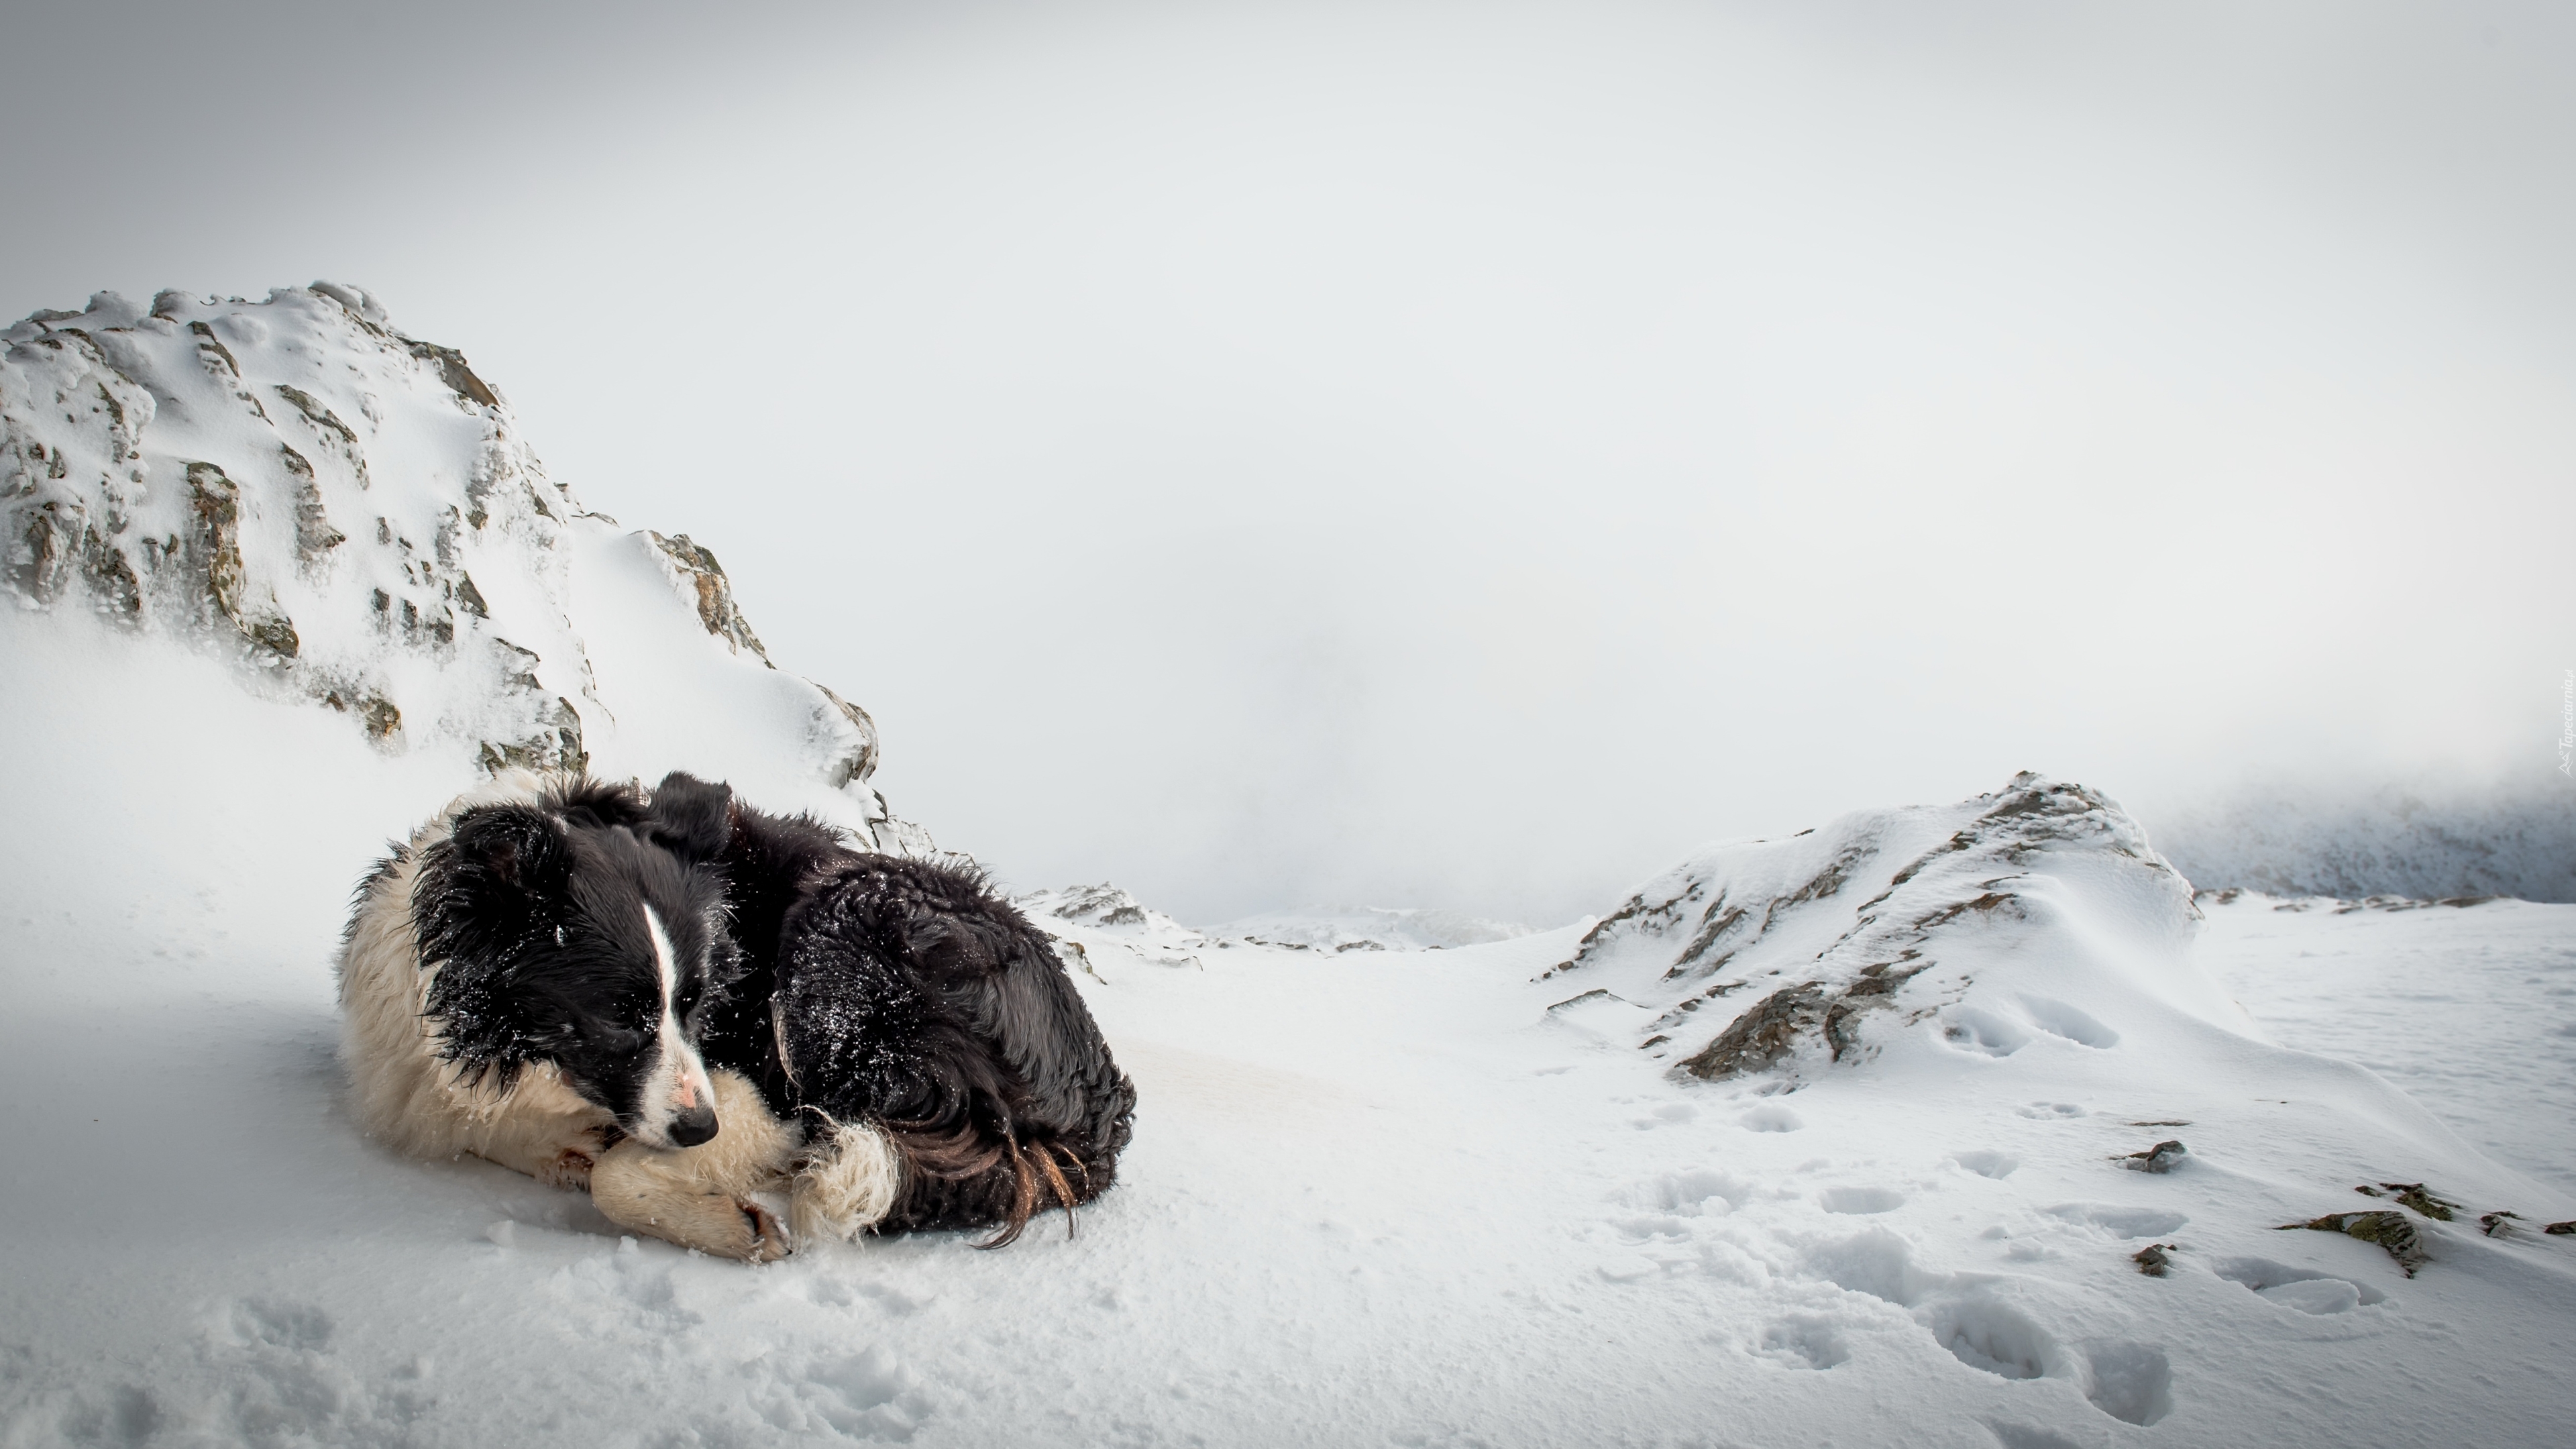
1752 1315 1852 1370
1950 1150 2020 1179
2042 1203 2190 1238
1819 1186 1907 1216
2017 1102 2089 1119
2212 1256 2387 1316
1807 1231 2175 1427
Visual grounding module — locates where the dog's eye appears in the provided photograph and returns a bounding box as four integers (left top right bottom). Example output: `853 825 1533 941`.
585 1021 647 1052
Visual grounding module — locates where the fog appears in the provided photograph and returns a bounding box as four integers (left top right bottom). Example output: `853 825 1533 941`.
6 1 2570 922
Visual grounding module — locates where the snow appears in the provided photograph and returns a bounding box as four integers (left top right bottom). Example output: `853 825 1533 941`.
2198 893 2576 1197
5 292 2575 1447
1 284 914 853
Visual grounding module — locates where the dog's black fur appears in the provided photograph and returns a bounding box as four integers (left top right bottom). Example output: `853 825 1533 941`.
411 777 735 1148
409 771 1136 1245
645 771 1138 1244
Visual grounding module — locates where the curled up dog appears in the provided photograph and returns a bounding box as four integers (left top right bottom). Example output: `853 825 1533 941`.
337 771 1137 1260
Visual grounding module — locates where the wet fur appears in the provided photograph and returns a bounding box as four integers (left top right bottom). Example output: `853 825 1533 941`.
649 772 1138 1247
339 771 788 1258
339 770 1135 1256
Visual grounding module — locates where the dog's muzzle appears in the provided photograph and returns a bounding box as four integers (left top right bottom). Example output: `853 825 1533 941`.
667 1102 718 1148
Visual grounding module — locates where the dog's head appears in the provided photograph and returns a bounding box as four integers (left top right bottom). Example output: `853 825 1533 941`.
412 777 739 1148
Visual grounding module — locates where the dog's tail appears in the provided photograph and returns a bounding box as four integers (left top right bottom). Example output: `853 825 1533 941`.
879 1120 1096 1247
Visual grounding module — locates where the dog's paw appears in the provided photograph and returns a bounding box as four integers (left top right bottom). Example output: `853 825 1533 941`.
538 1147 596 1190
789 1121 903 1245
737 1195 792 1263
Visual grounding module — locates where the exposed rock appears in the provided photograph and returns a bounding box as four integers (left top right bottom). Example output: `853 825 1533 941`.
2120 1140 2188 1174
647 530 770 664
3 287 577 759
811 681 880 786
1033 883 1157 929
2282 1210 2428 1277
2356 1181 2459 1221
4 284 908 814
1678 985 1827 1081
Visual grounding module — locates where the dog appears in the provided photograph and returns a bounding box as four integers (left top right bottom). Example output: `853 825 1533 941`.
338 770 1136 1259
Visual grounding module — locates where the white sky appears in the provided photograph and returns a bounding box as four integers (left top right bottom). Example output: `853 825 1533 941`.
5 0 2571 923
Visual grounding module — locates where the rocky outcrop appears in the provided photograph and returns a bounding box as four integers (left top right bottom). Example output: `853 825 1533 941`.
646 530 769 665
1551 773 2218 1086
4 284 914 838
3 285 588 769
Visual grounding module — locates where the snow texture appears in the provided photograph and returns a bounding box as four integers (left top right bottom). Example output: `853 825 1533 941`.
4 289 2573 1448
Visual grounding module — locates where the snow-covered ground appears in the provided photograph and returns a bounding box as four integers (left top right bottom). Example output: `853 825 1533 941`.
5 290 2573 1448
2198 893 2576 1197
6 605 2573 1447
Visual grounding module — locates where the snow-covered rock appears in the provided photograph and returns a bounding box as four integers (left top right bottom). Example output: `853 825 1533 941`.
1203 904 1532 953
1 284 922 847
1546 771 2236 1082
1014 883 1214 971
1013 884 1534 971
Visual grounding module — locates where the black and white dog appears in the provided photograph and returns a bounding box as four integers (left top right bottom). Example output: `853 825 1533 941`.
339 770 1136 1259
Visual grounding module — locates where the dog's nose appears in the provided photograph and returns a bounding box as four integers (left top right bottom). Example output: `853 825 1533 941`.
668 1104 719 1148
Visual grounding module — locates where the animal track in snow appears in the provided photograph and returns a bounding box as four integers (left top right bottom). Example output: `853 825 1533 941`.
2078 1341 2174 1426
1923 1293 2063 1381
2019 996 2120 1049
1643 1169 1752 1214
2212 1256 2387 1315
1753 1316 1852 1370
1946 1008 2031 1057
2042 1203 2190 1238
1950 1150 2020 1179
1807 1231 2173 1424
1739 1105 1805 1133
1819 1186 1907 1215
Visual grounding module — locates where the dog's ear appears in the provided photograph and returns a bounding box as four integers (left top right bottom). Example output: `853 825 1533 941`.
648 772 735 864
894 903 1010 975
413 804 572 1078
545 775 649 830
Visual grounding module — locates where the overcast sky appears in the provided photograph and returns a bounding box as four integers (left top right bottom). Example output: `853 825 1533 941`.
6 0 2571 923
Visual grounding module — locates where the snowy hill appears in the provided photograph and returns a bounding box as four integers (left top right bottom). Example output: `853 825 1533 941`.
3 289 2573 1447
1546 773 2235 1082
2 284 920 847
1012 883 1534 971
